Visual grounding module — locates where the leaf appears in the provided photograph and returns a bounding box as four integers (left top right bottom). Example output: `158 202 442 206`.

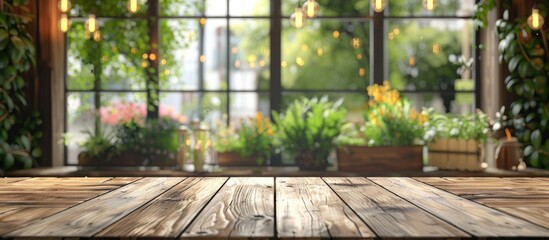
508 55 522 72
530 151 540 167
3 154 14 169
20 135 30 150
518 61 531 78
531 130 542 150
10 36 25 51
524 145 534 156
0 29 7 41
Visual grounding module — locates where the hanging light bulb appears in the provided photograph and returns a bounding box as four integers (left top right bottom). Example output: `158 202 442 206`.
127 0 140 14
423 0 437 11
58 0 71 13
302 0 319 18
371 0 386 13
527 5 544 30
290 7 306 29
85 14 98 33
59 14 70 32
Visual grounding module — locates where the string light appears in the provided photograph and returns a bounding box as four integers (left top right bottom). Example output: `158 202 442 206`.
161 59 167 65
199 17 206 26
332 31 340 38
259 60 266 67
281 61 288 67
59 14 70 32
527 5 544 30
357 53 363 60
290 7 306 29
302 0 319 18
85 14 98 33
359 67 365 77
432 43 440 55
149 53 157 61
199 55 205 63
235 60 241 68
142 53 149 59
127 0 140 13
351 37 362 49
58 0 71 13
231 47 238 54
371 0 386 13
423 0 436 11
296 57 305 66
93 31 101 42
317 48 324 56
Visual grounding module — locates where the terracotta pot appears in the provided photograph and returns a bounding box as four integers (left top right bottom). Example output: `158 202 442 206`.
77 151 176 167
295 151 328 171
216 152 261 166
337 145 423 172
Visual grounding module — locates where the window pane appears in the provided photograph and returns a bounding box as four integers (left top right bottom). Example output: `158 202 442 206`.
387 0 474 17
282 0 370 17
160 19 200 90
67 20 149 90
70 0 148 17
282 19 370 90
229 93 270 125
99 92 148 126
386 19 475 92
230 19 270 90
66 92 95 165
160 92 227 125
403 92 475 114
160 0 226 16
230 0 269 16
281 93 367 123
160 19 228 90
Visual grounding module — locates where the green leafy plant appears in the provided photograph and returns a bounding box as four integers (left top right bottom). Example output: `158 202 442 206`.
80 127 117 159
338 82 427 147
214 113 275 165
426 109 490 143
0 0 42 174
494 4 549 169
272 96 346 169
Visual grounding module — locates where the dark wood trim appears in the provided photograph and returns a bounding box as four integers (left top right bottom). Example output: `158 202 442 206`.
146 0 160 119
370 10 384 85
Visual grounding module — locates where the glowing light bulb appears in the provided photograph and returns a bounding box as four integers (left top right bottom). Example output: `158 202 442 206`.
85 14 97 33
93 31 101 42
127 0 140 13
528 7 544 31
59 14 70 32
290 7 306 29
371 0 386 13
423 0 436 11
302 0 319 18
58 0 71 13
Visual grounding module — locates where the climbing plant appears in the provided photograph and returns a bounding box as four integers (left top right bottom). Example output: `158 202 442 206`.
0 0 42 175
476 0 549 169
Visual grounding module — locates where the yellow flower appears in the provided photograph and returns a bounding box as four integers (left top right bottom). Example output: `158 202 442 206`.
419 114 428 124
409 109 417 120
256 112 263 120
267 129 274 135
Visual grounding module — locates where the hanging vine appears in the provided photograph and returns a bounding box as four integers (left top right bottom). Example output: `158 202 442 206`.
0 0 43 175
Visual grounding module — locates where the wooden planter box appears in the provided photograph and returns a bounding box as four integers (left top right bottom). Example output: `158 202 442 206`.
78 151 176 167
336 145 423 172
217 152 260 166
428 138 486 171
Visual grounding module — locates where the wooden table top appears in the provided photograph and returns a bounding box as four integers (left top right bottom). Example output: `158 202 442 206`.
1 177 548 239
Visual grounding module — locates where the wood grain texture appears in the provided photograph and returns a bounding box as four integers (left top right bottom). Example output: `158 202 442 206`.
98 177 228 238
498 207 549 229
0 177 138 236
182 177 274 238
324 177 468 238
370 177 549 237
276 177 375 239
5 177 183 238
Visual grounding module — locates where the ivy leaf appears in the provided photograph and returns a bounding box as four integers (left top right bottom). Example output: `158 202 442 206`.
20 135 31 150
524 145 534 156
3 154 14 169
10 36 25 51
0 29 8 41
518 61 531 78
531 129 542 150
508 55 522 72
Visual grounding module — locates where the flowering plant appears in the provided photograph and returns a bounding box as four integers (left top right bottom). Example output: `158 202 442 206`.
99 101 187 126
338 81 427 146
214 113 275 164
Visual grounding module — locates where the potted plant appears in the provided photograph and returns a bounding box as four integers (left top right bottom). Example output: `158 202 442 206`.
272 96 346 171
214 113 275 166
77 118 179 167
336 81 427 172
426 110 490 171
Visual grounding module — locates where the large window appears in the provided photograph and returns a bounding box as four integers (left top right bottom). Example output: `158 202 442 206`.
64 0 477 165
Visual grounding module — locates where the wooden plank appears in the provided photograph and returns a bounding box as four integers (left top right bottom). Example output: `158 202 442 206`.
5 177 183 238
324 177 468 238
98 177 228 238
276 177 375 239
182 177 274 238
370 177 549 237
0 207 68 236
498 207 549 229
0 178 30 183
